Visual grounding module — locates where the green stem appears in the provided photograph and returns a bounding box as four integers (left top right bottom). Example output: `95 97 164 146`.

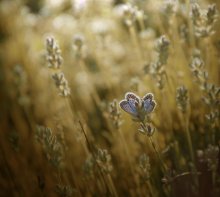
148 136 167 174
128 25 144 63
118 128 142 196
184 115 195 166
141 121 167 174
107 174 118 197
184 114 199 188
146 180 154 197
185 0 195 48
79 121 109 195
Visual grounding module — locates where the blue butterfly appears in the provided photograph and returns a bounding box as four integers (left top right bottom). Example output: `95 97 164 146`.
119 92 156 120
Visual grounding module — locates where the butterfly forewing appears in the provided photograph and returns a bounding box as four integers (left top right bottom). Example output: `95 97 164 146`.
125 92 140 113
144 100 156 113
125 92 140 102
143 93 153 101
119 100 138 116
143 93 156 113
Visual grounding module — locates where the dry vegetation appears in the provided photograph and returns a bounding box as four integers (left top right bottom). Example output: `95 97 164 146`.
0 0 220 196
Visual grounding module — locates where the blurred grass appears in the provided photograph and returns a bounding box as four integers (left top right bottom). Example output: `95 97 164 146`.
0 0 220 196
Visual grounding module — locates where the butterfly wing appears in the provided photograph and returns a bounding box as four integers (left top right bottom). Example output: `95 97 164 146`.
125 92 140 114
143 93 156 113
125 92 140 102
119 100 138 116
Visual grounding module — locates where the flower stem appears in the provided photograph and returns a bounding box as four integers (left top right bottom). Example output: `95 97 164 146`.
185 0 195 48
141 121 168 174
118 128 142 196
184 114 199 189
184 115 195 166
107 174 118 197
146 180 154 197
148 136 167 174
128 25 144 63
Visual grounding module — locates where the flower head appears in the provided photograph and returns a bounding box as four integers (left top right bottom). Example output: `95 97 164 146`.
52 72 71 97
46 37 63 69
176 86 189 113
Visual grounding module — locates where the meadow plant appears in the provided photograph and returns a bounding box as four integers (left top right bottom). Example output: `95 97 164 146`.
176 86 189 113
1 0 220 196
83 155 95 179
189 50 220 145
119 92 167 174
108 99 122 130
52 72 71 97
72 34 85 59
138 153 154 197
55 183 75 197
149 35 170 89
176 85 199 189
191 3 218 37
46 37 63 69
36 125 64 168
95 148 113 174
139 153 151 182
46 37 70 97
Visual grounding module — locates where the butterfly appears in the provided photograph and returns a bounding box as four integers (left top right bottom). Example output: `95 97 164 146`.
119 92 156 121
